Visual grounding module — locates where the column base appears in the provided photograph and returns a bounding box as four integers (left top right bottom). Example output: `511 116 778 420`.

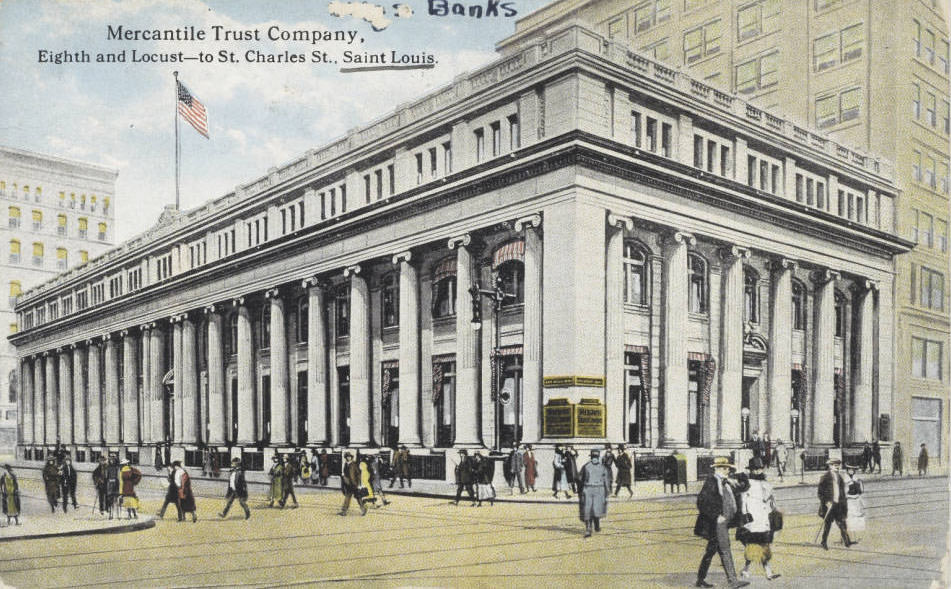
659 438 690 449
716 439 746 449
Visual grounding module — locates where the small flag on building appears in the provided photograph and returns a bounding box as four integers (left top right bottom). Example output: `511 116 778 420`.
176 79 209 139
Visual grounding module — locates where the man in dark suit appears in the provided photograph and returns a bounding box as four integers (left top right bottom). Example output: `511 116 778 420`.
219 457 251 520
339 452 368 516
59 455 79 512
453 449 476 506
694 456 749 589
817 457 854 550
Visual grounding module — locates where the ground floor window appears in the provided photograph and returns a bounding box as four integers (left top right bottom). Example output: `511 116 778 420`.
260 374 271 444
834 368 844 447
499 353 523 448
791 369 806 447
297 371 307 445
433 357 455 448
912 396 942 457
624 350 650 446
381 361 399 448
337 366 350 446
687 361 702 447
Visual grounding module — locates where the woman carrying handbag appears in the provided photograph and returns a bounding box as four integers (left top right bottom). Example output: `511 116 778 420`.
737 457 781 581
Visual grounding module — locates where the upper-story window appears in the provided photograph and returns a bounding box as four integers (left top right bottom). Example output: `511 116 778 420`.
688 253 708 314
78 217 88 239
7 239 19 264
108 274 123 299
415 153 424 185
497 260 525 307
296 296 309 343
624 240 650 306
91 282 104 305
834 291 846 337
814 23 864 71
633 0 671 34
387 164 396 195
128 267 142 292
9 281 21 309
382 273 399 328
442 143 452 175
642 38 670 61
31 210 42 231
684 19 721 64
76 289 88 311
744 268 760 323
792 279 807 330
735 51 779 95
79 250 88 264
156 253 172 281
57 214 67 236
375 169 384 200
432 257 457 319
259 305 271 348
32 242 43 267
491 122 501 157
56 248 68 271
507 115 519 151
98 222 107 241
737 0 780 42
364 174 372 204
8 206 19 228
816 87 861 129
335 285 350 338
912 337 943 380
474 129 485 163
226 313 238 355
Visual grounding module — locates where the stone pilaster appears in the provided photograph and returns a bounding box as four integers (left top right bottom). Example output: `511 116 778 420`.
853 280 877 443
266 289 288 445
235 298 255 444
812 269 840 445
346 265 371 446
394 252 421 446
303 278 328 445
662 231 695 448
768 258 796 442
72 344 86 445
205 306 225 445
718 245 750 447
517 214 544 444
58 349 72 445
605 213 632 443
87 340 102 444
449 235 480 447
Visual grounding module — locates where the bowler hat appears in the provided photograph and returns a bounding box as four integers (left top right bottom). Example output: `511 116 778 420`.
747 457 764 470
712 456 734 469
589 449 600 457
231 457 241 465
458 449 468 455
826 457 842 465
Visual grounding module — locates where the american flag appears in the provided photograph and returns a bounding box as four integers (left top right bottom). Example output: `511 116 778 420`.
177 79 208 139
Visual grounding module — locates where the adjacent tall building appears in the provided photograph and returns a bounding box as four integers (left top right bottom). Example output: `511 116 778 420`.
10 22 911 481
0 147 117 454
499 0 950 470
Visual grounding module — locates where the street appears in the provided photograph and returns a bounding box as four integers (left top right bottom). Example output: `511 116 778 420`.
0 475 945 588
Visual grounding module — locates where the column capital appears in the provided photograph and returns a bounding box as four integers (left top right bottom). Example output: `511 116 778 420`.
769 257 797 272
302 276 330 290
68 342 79 350
231 296 245 308
447 234 471 250
863 279 880 292
811 268 841 285
514 213 543 232
343 264 362 278
606 212 633 232
392 251 413 265
119 329 130 338
101 333 112 343
667 230 696 246
264 287 281 300
719 245 751 262
140 323 152 332
202 304 218 316
84 338 97 347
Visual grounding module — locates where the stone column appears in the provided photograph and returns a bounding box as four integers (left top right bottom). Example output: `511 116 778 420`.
35 357 46 445
605 213 631 443
140 325 152 445
266 289 289 445
853 280 877 444
172 317 184 443
205 306 225 445
662 231 695 448
767 258 795 442
58 349 72 445
517 214 544 443
345 265 371 446
149 324 166 444
304 278 328 445
718 245 749 447
122 330 139 445
393 252 421 446
44 353 57 445
182 315 198 444
450 235 480 447
812 269 839 445
235 299 255 444
72 344 86 445
21 358 33 445
87 340 102 444
104 335 120 444
876 279 894 434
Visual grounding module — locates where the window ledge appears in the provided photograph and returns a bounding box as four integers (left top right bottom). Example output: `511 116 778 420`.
688 312 710 322
624 303 651 314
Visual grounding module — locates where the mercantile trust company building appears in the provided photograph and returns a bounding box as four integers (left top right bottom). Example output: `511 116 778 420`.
9 22 912 482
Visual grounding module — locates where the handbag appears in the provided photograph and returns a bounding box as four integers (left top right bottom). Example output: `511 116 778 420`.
769 509 784 531
355 486 369 499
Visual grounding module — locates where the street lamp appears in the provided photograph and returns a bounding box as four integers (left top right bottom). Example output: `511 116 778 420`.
741 407 751 443
789 408 800 448
469 275 514 453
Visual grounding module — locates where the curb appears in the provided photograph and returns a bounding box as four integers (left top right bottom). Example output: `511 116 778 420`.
0 517 155 543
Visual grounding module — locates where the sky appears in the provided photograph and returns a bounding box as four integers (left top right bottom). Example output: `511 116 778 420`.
0 0 550 242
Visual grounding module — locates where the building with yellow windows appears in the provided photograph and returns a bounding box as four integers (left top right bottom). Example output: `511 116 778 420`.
1 146 117 453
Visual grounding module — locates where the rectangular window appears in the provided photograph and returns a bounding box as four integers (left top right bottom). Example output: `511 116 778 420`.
913 82 921 119
442 142 452 175
814 32 838 71
632 111 642 148
912 337 943 380
941 39 950 74
706 139 716 171
507 114 519 150
807 178 815 205
646 117 657 152
840 87 861 122
320 192 326 220
429 147 438 178
661 122 672 157
926 29 935 64
921 212 934 247
491 121 501 157
735 51 779 94
914 19 922 57
927 92 937 127
747 155 756 186
841 23 863 62
942 100 949 134
817 182 826 209
737 0 779 42
694 135 703 168
684 19 722 63
387 164 395 195
329 188 336 216
817 87 861 128
634 0 671 34
720 145 730 177
926 156 937 189
937 219 948 252
759 160 769 191
913 150 922 182
364 175 371 204
340 184 346 213
375 169 383 200
795 174 804 202
474 129 485 162
415 153 423 185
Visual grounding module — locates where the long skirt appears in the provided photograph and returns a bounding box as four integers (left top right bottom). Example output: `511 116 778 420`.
744 543 772 564
476 483 495 501
553 469 568 492
846 496 866 533
121 495 140 510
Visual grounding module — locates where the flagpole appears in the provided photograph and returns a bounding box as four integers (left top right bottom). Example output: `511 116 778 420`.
173 70 180 211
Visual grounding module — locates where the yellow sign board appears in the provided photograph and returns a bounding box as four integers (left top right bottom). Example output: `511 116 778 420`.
574 398 606 437
543 375 606 388
543 398 574 437
542 398 606 438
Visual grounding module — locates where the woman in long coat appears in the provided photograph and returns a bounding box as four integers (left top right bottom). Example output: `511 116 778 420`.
119 460 142 519
614 445 633 497
1 464 21 525
579 450 610 537
552 447 570 499
737 457 780 580
564 445 580 494
268 456 284 507
176 463 198 522
523 445 537 492
359 457 375 504
42 458 60 513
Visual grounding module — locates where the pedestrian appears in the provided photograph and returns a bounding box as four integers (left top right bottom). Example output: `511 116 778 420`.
59 455 79 513
564 444 579 494
154 443 165 472
1 464 21 526
504 445 524 494
280 454 299 509
268 455 284 508
752 432 766 463
318 449 331 486
737 457 781 581
390 444 412 488
601 444 615 488
219 457 251 520
202 447 213 477
523 444 537 492
41 457 60 513
119 459 142 520
917 443 929 476
773 439 787 481
473 451 496 507
105 454 121 519
614 444 633 498
174 461 198 523
871 440 882 474
694 456 749 589
338 452 368 516
579 449 610 538
861 442 872 473
300 453 312 484
92 455 108 514
453 449 477 505
817 457 854 550
309 449 321 486
368 454 390 507
552 445 571 499
156 463 181 520
843 464 866 540
892 441 904 476
359 455 377 506
763 434 772 468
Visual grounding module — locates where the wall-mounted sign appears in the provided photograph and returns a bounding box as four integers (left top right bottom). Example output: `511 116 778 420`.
543 375 606 388
574 398 605 437
543 398 573 437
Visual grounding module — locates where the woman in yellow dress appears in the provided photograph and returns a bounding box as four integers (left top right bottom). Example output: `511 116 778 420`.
359 457 375 505
1 464 20 525
119 460 143 519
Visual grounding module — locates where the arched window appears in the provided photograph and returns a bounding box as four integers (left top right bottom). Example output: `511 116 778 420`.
432 257 457 319
792 280 807 330
297 296 309 343
624 241 650 305
688 253 708 313
226 313 238 356
834 291 847 337
744 267 760 323
335 285 350 337
381 273 399 327
497 260 524 307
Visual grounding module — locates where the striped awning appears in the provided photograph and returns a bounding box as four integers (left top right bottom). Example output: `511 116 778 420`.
688 351 709 361
625 344 649 354
497 345 522 356
792 363 804 371
492 240 525 268
432 257 457 282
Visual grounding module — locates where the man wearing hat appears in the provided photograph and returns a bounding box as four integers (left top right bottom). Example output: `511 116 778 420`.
219 457 251 520
453 449 476 506
41 457 60 514
817 457 854 550
390 444 412 489
91 456 108 514
105 454 121 519
579 449 611 537
59 455 79 513
339 452 368 516
694 456 749 589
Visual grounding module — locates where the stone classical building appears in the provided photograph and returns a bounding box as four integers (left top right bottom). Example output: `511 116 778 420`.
10 23 911 479
1 147 117 454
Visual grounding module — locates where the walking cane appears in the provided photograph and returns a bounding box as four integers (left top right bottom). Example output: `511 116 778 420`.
814 504 833 545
